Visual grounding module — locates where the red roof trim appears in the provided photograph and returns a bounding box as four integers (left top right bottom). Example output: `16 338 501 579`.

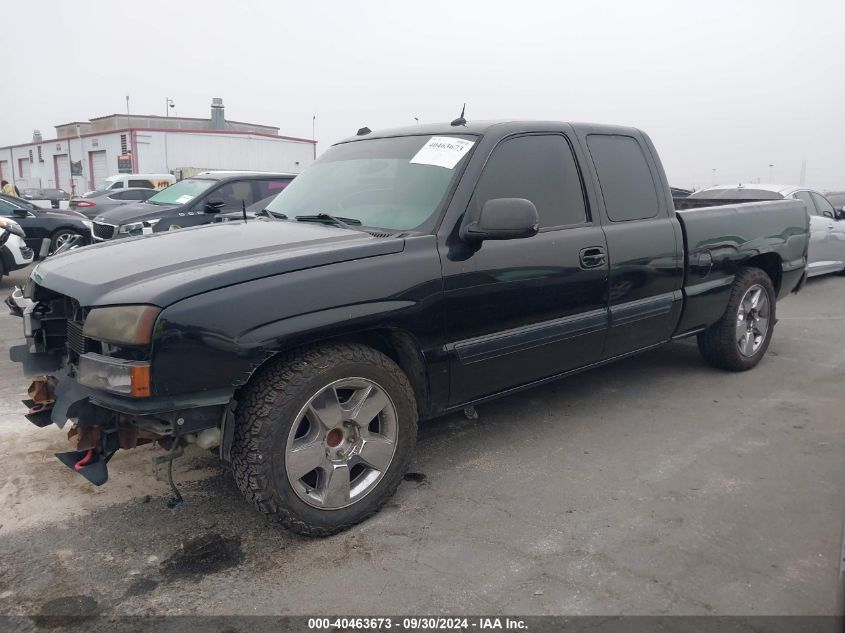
0 127 315 151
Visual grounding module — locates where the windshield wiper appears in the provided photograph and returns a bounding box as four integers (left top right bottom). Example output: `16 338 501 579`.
260 209 287 221
295 213 363 231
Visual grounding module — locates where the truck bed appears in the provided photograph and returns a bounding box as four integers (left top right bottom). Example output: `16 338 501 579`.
673 199 809 336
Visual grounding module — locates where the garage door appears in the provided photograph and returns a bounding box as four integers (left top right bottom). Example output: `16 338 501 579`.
90 151 107 189
55 154 70 190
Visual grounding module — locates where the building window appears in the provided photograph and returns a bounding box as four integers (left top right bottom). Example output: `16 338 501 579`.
38 146 43 162
28 149 33 163
120 134 128 154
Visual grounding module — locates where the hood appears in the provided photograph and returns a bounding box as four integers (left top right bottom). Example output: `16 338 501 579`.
93 201 181 224
32 221 403 307
33 208 89 223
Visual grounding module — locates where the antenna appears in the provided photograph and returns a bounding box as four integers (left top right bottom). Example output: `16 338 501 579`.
450 103 467 127
357 126 371 136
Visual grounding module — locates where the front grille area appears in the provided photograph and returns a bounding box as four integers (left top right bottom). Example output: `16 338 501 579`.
92 222 116 240
67 320 89 355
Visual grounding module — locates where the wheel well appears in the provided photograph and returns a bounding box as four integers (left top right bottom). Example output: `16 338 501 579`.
744 253 782 294
239 329 433 420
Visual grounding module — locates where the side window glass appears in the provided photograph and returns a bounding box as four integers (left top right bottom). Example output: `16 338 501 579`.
111 181 124 189
257 179 291 198
0 200 15 216
587 134 660 221
212 181 254 210
472 134 587 229
128 180 153 188
811 192 835 217
793 191 816 216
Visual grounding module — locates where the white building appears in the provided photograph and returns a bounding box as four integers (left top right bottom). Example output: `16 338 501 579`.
0 98 315 195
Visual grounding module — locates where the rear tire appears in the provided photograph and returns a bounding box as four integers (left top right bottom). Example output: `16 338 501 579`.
231 343 418 536
697 267 776 371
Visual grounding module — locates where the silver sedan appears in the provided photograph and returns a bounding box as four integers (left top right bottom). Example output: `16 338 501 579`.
69 188 156 220
689 184 845 277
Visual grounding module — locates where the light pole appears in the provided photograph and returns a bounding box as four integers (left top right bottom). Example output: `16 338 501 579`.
165 98 175 117
712 168 716 186
414 117 419 125
768 164 774 182
312 115 316 160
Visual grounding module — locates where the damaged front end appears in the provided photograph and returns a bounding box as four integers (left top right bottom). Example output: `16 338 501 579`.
11 279 233 490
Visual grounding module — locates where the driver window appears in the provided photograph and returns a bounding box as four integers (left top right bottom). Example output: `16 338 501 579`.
811 192 835 217
213 181 254 210
0 200 16 216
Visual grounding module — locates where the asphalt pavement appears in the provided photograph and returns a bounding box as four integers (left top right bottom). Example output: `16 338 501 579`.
0 264 842 618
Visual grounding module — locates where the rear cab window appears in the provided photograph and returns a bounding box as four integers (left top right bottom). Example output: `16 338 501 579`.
587 134 660 222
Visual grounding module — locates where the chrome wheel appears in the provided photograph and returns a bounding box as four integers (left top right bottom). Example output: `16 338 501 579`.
736 284 770 357
285 378 398 510
53 232 75 249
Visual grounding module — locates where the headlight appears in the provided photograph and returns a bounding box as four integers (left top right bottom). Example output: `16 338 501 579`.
83 305 161 345
77 353 151 397
118 218 160 234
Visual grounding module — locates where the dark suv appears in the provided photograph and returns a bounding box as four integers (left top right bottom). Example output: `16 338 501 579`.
90 171 294 241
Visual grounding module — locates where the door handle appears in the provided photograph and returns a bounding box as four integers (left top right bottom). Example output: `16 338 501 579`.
579 246 606 269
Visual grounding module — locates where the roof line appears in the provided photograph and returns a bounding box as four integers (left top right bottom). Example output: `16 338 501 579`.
84 113 279 130
0 127 315 151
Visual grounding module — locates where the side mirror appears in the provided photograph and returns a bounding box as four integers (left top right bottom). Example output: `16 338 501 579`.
204 199 225 213
835 207 845 221
13 208 28 218
0 219 25 238
822 209 834 219
460 198 539 242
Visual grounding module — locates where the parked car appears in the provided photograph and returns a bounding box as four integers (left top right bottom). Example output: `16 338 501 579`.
214 190 293 223
83 173 176 197
90 171 295 241
11 121 808 536
0 218 35 277
683 184 845 277
70 188 157 219
21 188 70 209
0 193 91 257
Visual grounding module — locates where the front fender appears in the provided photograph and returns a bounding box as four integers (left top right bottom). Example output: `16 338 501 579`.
149 237 444 398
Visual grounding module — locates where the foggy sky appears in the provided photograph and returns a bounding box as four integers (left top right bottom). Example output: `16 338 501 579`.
3 0 843 190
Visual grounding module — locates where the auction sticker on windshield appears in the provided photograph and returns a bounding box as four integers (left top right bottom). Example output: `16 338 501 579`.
175 195 194 204
410 137 475 169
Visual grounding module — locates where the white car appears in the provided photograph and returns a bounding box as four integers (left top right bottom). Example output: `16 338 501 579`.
0 218 35 277
688 184 845 277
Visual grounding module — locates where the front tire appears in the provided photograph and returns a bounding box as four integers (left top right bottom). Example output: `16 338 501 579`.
231 343 418 536
50 229 79 253
697 267 776 371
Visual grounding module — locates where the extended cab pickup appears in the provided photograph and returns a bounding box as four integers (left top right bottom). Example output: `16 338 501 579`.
11 121 809 535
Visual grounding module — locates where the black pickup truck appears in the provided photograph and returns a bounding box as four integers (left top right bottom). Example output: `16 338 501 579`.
10 120 809 535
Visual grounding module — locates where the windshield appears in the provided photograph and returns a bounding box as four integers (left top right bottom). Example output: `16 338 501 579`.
146 178 215 205
265 134 476 231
